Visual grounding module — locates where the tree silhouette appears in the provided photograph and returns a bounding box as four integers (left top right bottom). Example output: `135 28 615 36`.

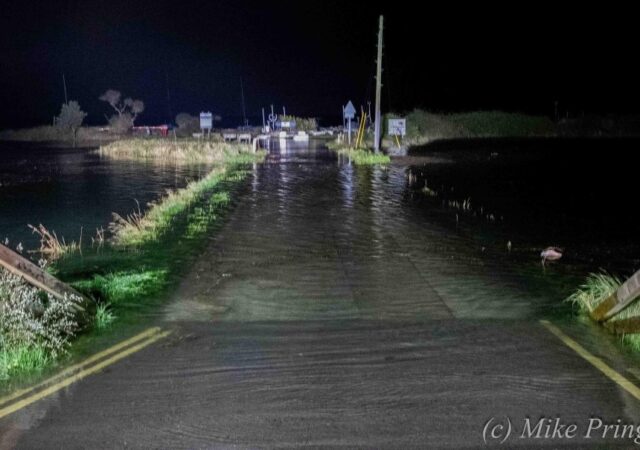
55 101 87 146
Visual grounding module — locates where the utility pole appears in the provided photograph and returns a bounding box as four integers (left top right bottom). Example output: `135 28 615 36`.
62 73 68 105
240 78 248 127
373 15 383 153
165 69 173 123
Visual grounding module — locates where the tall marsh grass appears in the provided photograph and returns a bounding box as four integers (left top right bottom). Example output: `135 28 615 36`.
28 224 82 260
98 138 252 164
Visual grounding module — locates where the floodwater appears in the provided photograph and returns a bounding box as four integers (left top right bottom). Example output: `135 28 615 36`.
169 137 640 322
5 137 640 448
0 142 212 249
1 138 637 319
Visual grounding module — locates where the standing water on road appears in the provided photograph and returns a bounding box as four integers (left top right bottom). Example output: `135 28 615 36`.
5 137 640 448
0 142 212 249
169 137 638 323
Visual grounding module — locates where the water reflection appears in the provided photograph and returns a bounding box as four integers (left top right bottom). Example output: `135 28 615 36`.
170 138 589 323
0 143 212 249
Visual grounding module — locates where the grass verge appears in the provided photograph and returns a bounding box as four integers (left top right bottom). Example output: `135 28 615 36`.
1 141 265 386
97 138 251 164
0 125 115 143
384 109 556 146
326 142 390 165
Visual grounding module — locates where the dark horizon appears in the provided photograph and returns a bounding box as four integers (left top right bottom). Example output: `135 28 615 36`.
1 1 639 129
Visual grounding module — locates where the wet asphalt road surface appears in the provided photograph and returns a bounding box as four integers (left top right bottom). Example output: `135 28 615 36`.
2 142 640 448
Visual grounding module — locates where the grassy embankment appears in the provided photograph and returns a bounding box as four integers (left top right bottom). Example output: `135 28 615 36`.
96 138 242 164
1 138 264 383
0 126 116 143
327 110 554 162
383 110 556 146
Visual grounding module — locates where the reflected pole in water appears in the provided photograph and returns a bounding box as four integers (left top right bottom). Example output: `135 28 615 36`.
373 15 383 153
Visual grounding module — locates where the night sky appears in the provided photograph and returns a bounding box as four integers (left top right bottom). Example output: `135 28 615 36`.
0 1 638 128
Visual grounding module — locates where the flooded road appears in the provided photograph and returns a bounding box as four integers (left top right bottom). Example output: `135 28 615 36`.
3 139 640 448
169 139 594 321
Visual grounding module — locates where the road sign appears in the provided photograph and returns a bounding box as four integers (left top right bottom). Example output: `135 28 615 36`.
344 101 356 119
278 121 295 129
200 112 213 130
388 118 406 136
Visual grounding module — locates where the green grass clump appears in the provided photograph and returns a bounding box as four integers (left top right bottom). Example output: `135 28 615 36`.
565 271 640 353
0 344 51 380
94 303 116 330
565 272 621 314
341 149 390 165
73 270 168 308
326 142 390 165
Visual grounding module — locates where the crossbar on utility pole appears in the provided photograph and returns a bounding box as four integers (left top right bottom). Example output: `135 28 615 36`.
373 15 383 153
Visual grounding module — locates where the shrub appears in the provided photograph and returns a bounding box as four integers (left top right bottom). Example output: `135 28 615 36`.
280 115 318 132
175 113 200 136
55 101 87 145
108 113 134 134
0 267 83 377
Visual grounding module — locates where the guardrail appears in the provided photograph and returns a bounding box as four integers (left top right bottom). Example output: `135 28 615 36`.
590 268 640 333
0 243 92 321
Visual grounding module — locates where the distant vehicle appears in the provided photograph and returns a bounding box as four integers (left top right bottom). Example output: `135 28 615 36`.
132 125 169 137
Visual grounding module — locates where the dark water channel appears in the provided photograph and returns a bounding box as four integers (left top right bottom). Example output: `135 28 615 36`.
0 142 212 249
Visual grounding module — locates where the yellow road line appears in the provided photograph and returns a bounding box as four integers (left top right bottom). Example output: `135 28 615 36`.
0 330 170 420
540 320 640 402
0 326 161 407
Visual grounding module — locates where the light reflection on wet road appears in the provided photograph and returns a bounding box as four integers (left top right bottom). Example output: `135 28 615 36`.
169 140 567 322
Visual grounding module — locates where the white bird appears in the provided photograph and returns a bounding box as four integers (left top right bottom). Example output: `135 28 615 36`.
541 246 563 266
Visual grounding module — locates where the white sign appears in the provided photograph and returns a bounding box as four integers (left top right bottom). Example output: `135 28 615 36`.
388 118 406 136
344 101 356 120
279 121 295 129
200 112 213 130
